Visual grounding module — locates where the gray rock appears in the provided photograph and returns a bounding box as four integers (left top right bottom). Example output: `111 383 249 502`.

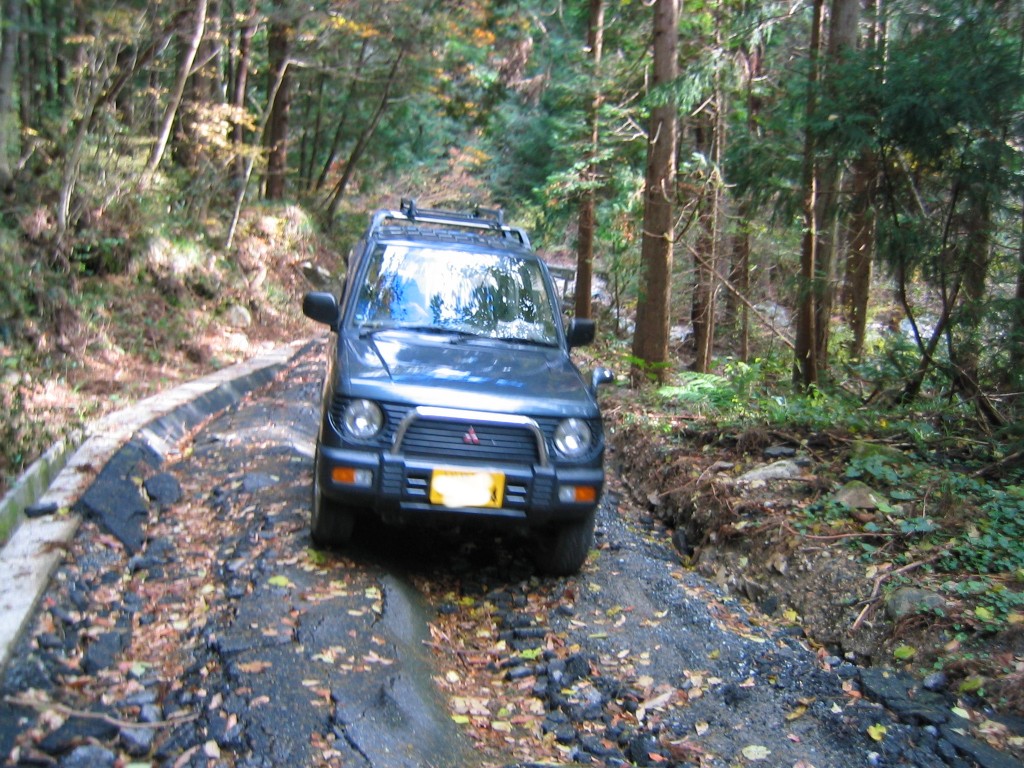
851 440 911 466
859 667 950 726
60 745 116 767
885 587 947 620
224 304 252 329
833 480 889 510
736 460 803 484
144 472 182 506
120 725 156 757
301 261 333 288
82 631 128 675
922 672 949 692
940 724 1024 768
40 715 118 755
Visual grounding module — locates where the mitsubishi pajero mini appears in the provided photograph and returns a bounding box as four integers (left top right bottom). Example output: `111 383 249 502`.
302 200 612 575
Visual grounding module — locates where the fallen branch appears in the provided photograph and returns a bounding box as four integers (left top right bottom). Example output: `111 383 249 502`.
692 251 796 351
849 555 941 633
3 694 197 730
974 449 1023 478
422 640 505 659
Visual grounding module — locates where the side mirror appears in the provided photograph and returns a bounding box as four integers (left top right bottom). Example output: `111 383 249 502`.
591 367 614 393
566 318 596 349
303 292 340 331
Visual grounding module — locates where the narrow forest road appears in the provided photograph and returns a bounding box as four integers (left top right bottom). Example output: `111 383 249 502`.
0 343 1018 767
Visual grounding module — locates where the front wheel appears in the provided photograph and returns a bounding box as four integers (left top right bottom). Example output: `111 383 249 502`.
532 510 596 576
311 450 355 547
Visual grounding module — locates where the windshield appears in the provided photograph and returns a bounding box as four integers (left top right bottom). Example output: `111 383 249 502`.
353 244 560 345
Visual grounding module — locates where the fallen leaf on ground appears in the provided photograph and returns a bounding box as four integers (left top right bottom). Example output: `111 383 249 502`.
867 723 887 741
741 744 771 760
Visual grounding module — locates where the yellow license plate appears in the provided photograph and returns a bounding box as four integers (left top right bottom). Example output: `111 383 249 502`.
429 469 505 509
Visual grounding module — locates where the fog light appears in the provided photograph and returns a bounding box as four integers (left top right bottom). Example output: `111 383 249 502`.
559 485 597 504
332 467 373 487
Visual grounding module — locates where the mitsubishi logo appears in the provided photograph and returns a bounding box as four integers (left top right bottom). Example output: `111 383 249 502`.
463 426 481 445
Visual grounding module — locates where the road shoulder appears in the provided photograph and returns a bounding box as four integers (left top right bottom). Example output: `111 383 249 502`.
0 340 309 674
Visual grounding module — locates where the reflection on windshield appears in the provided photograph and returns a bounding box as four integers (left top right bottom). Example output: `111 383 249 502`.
354 244 559 345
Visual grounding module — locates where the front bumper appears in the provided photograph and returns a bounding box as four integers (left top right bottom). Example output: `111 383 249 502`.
316 442 603 528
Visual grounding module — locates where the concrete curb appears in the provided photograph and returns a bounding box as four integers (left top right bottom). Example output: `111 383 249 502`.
0 431 82 545
0 339 311 673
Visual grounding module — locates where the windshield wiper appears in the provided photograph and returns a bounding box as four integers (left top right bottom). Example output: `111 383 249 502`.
359 324 483 340
495 336 559 348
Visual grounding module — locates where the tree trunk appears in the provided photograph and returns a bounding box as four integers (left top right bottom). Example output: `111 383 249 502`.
229 1 256 185
1011 196 1024 383
630 0 677 386
315 38 369 193
843 0 880 361
325 48 407 220
140 0 208 189
692 17 725 375
729 214 751 361
301 73 326 190
691 112 721 374
726 38 762 363
795 0 858 388
265 8 292 200
0 0 21 190
794 0 824 388
844 151 875 360
950 193 993 402
574 0 604 321
691 193 717 373
175 0 221 171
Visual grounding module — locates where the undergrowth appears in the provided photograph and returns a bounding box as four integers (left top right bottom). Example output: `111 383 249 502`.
611 337 1024 713
0 201 335 498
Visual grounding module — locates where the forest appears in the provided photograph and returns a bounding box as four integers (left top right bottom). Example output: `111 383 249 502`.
0 0 1023 726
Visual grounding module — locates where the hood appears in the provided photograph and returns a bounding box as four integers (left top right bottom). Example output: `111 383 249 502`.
337 331 597 417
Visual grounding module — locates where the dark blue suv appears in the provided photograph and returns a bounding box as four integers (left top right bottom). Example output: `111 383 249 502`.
303 200 611 574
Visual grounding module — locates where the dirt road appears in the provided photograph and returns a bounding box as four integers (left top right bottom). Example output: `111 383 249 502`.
1 345 1015 767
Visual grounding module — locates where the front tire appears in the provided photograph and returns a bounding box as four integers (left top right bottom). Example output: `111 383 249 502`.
311 450 355 547
532 509 596 576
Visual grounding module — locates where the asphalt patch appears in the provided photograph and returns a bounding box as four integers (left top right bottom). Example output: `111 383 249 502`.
74 439 160 553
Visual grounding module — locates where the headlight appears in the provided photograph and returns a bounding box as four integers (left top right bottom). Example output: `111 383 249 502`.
342 399 384 440
554 418 592 458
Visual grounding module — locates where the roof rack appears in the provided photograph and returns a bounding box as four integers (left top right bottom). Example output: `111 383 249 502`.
367 198 530 248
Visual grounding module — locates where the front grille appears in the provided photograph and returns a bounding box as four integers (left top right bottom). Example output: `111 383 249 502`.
399 419 539 465
330 400 601 466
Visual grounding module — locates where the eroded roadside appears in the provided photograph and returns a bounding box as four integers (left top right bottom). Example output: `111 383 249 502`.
0 347 1019 767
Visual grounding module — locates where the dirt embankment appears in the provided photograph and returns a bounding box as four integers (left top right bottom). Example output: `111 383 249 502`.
606 413 1024 726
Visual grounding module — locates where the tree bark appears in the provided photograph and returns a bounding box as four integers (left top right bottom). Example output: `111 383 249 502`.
229 0 256 185
264 5 292 200
794 0 824 388
950 192 993 403
1012 195 1024 380
795 0 858 388
315 38 369 193
630 0 677 386
175 0 221 170
574 0 604 321
843 0 880 361
726 38 762 363
140 0 208 189
325 48 407 220
0 0 21 190
691 115 720 374
729 215 751 361
844 150 875 360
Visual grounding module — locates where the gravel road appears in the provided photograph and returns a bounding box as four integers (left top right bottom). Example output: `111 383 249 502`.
1 344 1018 767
